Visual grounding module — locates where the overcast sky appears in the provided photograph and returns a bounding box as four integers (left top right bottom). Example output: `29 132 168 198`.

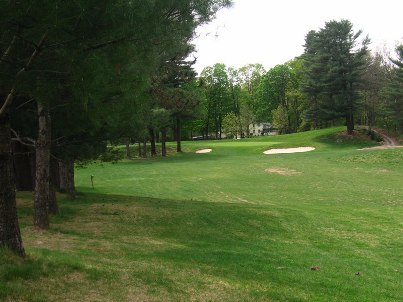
192 0 403 74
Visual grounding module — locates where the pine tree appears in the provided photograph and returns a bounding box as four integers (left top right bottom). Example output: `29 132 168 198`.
1 0 232 254
383 45 403 133
302 20 370 133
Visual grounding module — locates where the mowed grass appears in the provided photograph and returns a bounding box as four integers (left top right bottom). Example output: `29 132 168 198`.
2 127 403 301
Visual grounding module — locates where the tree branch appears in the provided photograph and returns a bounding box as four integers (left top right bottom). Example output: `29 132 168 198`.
85 36 142 51
10 128 36 147
0 35 17 69
15 98 35 110
0 31 48 117
85 37 127 51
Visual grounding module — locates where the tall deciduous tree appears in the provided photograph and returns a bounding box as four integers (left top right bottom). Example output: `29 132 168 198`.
256 64 292 131
201 63 232 138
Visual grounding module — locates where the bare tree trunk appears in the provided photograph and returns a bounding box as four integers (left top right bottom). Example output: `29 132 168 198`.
313 96 318 129
176 117 182 152
33 102 50 229
161 128 167 157
205 118 209 140
0 113 25 256
219 115 222 139
125 138 131 159
137 142 141 157
149 127 156 156
142 137 147 158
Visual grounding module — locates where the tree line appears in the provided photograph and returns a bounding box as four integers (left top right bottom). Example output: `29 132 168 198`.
194 20 402 138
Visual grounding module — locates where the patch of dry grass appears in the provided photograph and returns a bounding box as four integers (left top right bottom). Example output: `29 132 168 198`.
265 167 302 176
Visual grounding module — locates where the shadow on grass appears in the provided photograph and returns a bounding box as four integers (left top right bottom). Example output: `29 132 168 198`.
76 151 229 170
0 247 101 301
15 191 289 286
63 192 289 283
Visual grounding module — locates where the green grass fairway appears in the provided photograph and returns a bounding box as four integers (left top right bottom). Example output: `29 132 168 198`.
2 127 403 301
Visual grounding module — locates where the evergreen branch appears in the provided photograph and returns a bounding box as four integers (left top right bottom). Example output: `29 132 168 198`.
85 35 143 51
85 37 127 51
15 98 35 110
32 69 70 75
0 31 48 117
0 35 17 69
46 38 80 49
50 153 64 162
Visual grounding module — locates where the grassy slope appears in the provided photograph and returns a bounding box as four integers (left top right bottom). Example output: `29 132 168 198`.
1 127 402 301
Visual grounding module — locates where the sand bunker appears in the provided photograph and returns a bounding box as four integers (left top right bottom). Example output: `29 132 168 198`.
263 147 315 155
265 167 302 176
196 148 212 154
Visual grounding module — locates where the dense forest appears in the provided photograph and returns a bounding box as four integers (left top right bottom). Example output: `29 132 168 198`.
1 1 402 257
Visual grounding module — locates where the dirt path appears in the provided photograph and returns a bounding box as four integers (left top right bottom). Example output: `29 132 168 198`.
372 129 398 146
359 129 402 150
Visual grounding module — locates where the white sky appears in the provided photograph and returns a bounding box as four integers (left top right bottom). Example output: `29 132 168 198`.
192 0 403 74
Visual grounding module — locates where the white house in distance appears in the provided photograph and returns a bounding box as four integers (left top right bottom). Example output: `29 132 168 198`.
207 122 276 139
248 122 273 136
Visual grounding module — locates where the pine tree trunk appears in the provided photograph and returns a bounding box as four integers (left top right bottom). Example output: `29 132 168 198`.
346 109 354 135
58 160 67 192
346 85 355 135
149 127 156 156
50 157 60 190
66 160 75 199
48 158 59 215
161 128 167 157
0 113 25 256
34 102 50 229
59 160 75 199
176 117 182 152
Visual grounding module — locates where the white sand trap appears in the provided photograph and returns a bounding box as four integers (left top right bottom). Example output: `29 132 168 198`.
196 148 212 154
263 147 315 155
